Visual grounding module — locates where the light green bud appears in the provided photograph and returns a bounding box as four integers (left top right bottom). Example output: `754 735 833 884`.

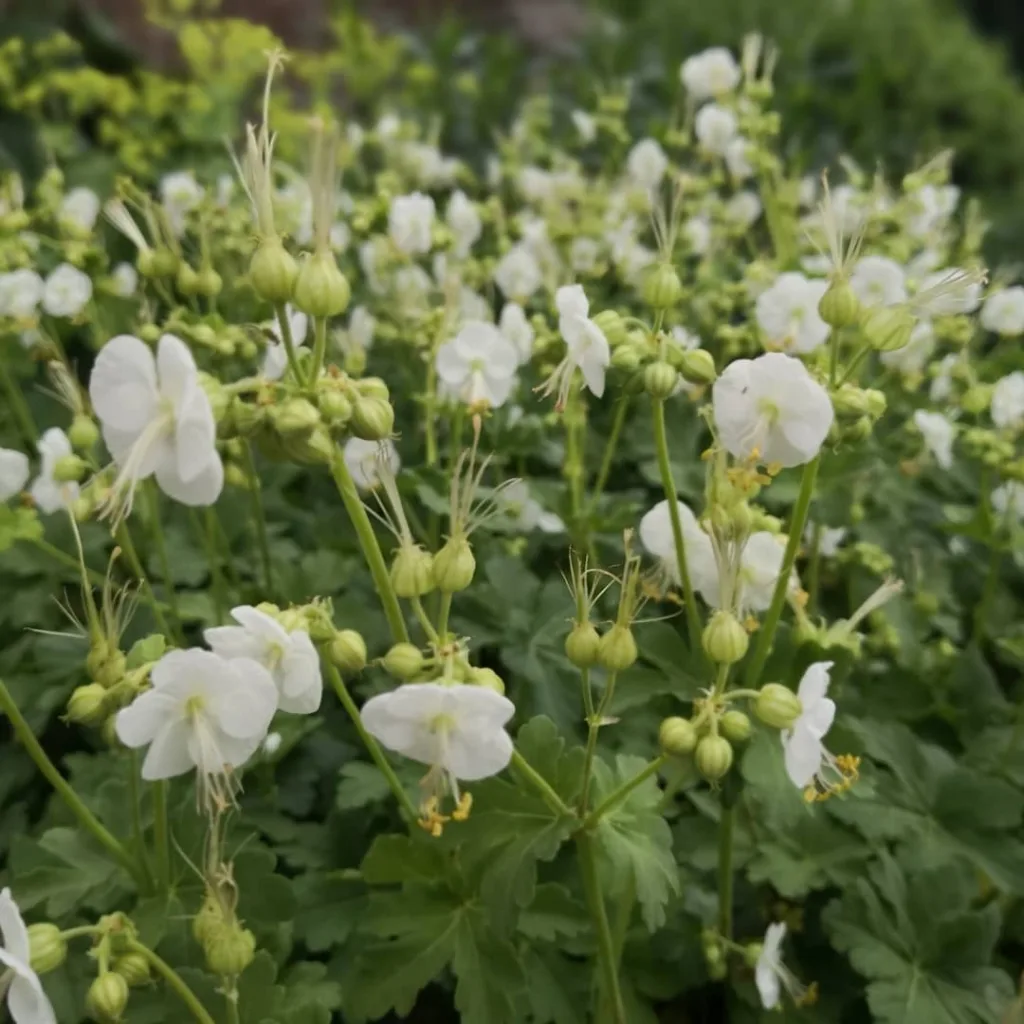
224 463 248 489
755 683 803 729
468 667 505 694
250 239 298 304
565 622 601 668
591 309 628 346
695 734 734 781
330 630 367 674
644 360 678 400
659 716 697 756
67 683 108 726
318 389 353 425
678 349 717 385
68 414 100 452
138 324 160 345
350 397 395 441
720 710 752 744
203 922 256 977
432 537 476 592
175 262 200 296
192 893 222 946
86 971 130 1022
818 279 859 328
863 389 887 419
112 953 150 988
52 454 87 483
357 377 390 401
610 343 642 373
961 385 992 415
136 249 158 278
832 383 872 419
861 305 914 352
390 545 435 599
230 398 265 435
293 251 351 318
151 249 178 277
271 398 321 436
195 267 223 298
27 923 66 974
701 611 750 664
383 643 425 680
643 262 683 310
597 624 637 672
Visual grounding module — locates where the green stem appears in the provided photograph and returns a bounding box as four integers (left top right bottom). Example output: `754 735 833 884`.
576 835 627 1024
578 672 618 814
195 509 228 621
717 805 735 940
28 537 106 588
424 356 439 468
806 522 822 614
973 542 1001 644
324 660 418 822
0 358 36 445
273 303 304 384
0 676 145 887
226 992 241 1024
436 592 453 641
144 486 183 634
744 455 820 688
152 780 170 890
651 398 702 652
511 750 575 818
127 752 154 889
584 754 667 828
589 398 630 509
124 940 217 1024
241 442 273 594
328 449 409 643
310 315 328 383
410 597 439 643
116 522 175 640
59 925 99 942
599 879 637 1024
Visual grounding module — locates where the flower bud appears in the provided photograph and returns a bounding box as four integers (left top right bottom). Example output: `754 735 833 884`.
565 622 601 668
318 389 353 425
695 734 733 781
271 398 321 436
92 649 126 689
225 463 248 489
841 416 873 443
720 710 752 744
818 279 859 328
231 398 266 435
610 343 642 373
468 666 505 694
52 454 87 483
203 922 256 978
27 923 66 974
356 377 390 401
961 384 992 415
831 383 872 419
755 683 803 729
350 397 395 441
192 893 221 946
87 971 129 1022
67 683 108 726
643 262 683 310
383 643 425 680
176 262 200 296
136 250 158 278
112 953 150 988
68 414 100 452
390 545 435 598
659 716 697 756
330 630 367 674
195 267 223 298
701 611 749 664
863 389 887 419
644 360 678 400
743 943 763 969
293 251 351 318
861 305 914 352
591 309 628 346
432 537 476 592
151 249 178 277
678 349 717 385
138 324 161 345
597 624 637 672
250 239 298 304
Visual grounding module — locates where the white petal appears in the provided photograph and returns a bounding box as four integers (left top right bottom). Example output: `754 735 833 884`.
7 971 56 1024
0 449 29 500
89 335 159 434
155 450 223 507
115 690 180 748
156 334 199 411
555 284 589 320
29 475 71 515
150 648 203 690
712 359 757 458
210 658 278 739
278 632 323 714
435 340 469 385
203 625 265 662
205 728 263 770
262 344 288 381
141 720 195 779
233 606 290 644
755 959 781 1010
796 661 833 708
803 696 836 739
782 726 822 788
444 685 515 725
173 382 217 482
445 727 514 780
0 888 30 962
36 428 72 466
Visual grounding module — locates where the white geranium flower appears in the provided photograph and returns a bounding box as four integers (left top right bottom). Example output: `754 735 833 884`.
499 302 534 365
0 449 29 501
205 606 322 715
700 532 791 613
89 333 223 521
347 306 376 350
639 499 716 588
111 262 138 298
457 288 491 325
446 190 482 258
626 138 668 191
494 243 542 302
992 371 1024 432
160 170 204 236
907 184 959 238
519 167 554 204
42 263 92 318
683 215 712 255
724 190 761 227
913 410 955 468
538 284 610 408
694 104 738 156
330 221 350 252
724 137 754 180
680 47 741 100
879 320 934 375
850 256 906 308
571 109 597 143
713 353 833 467
916 268 982 316
755 273 830 354
993 481 1024 521
344 437 400 491
756 922 806 1010
59 186 100 232
263 305 309 381
0 269 44 320
981 287 1024 336
115 648 277 787
393 265 433 317
436 321 519 409
389 192 436 256
781 661 837 789
30 428 79 514
806 522 847 557
0 888 57 1024
571 236 601 275
930 353 958 403
499 479 563 533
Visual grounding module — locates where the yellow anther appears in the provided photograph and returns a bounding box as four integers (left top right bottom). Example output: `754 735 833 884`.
793 588 809 610
796 982 819 1008
417 796 450 838
743 615 759 633
765 461 783 477
451 792 473 822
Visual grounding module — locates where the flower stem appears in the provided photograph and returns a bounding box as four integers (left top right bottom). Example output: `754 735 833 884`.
273 303 304 384
201 508 229 621
717 805 735 940
973 542 1001 644
584 754 668 828
28 536 106 588
0 358 36 445
651 398 702 652
144 485 183 635
589 397 630 510
116 522 176 641
324 660 418 823
436 592 453 641
310 315 329 383
127 752 155 889
124 940 217 1024
510 750 575 818
744 454 820 688
0 676 146 887
806 521 822 613
241 441 274 594
328 448 409 644
152 779 171 890
578 672 618 815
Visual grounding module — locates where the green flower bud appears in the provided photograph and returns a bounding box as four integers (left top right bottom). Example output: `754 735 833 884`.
224 463 248 489
818 279 859 328
597 624 637 672
112 953 150 988
678 349 717 385
468 666 505 694
250 239 298 304
68 414 100 452
271 397 321 436
330 630 367 674
293 251 351 318
67 683 108 726
318 389 353 425
591 309 628 346
27 923 66 974
842 416 873 443
176 262 200 296
87 971 129 1022
701 611 750 664
610 343 643 372
357 377 391 401
231 398 266 435
643 262 683 310
720 710 752 744
755 683 803 729
138 324 160 345
52 454 87 483
151 249 178 277
195 267 223 298
383 643 425 680
390 545 435 598
695 734 734 781
136 249 158 278
192 893 222 946
350 397 395 441
203 922 256 978
659 716 697 756
93 650 126 689
832 383 872 419
961 384 992 415
432 537 476 592
565 622 601 668
863 389 887 419
644 360 678 400
861 305 914 352
743 942 763 969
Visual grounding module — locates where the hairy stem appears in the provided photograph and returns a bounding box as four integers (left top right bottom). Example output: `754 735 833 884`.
576 835 627 1024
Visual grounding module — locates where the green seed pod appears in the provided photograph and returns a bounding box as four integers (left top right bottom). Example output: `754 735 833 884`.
432 537 476 592
565 622 601 668
203 922 256 978
695 734 734 781
720 710 752 744
27 923 66 974
591 309 628 346
356 377 390 401
151 249 178 277
293 251 351 318
136 249 158 278
863 388 887 420
51 454 87 484
86 971 130 1022
468 666 505 694
383 643 425 680
68 414 100 452
350 397 395 441
175 262 200 296
755 683 803 729
192 893 222 946
643 262 683 310
701 611 750 665
330 630 367 674
195 267 223 298
644 360 678 400
659 716 697 756
318 389 353 425
67 683 108 726
678 349 717 385
390 545 435 598
112 953 150 988
610 343 643 373
250 238 298 304
271 398 321 436
597 624 638 672
817 279 859 328
861 305 914 352
831 382 872 419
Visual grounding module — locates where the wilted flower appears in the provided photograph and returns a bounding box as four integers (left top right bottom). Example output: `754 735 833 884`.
0 887 57 1024
436 321 519 409
42 263 92 318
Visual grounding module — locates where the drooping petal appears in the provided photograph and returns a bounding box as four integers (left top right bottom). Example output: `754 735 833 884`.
782 725 822 788
115 690 181 748
89 335 160 434
0 887 30 962
141 720 196 779
156 334 199 411
7 969 57 1024
154 449 223 507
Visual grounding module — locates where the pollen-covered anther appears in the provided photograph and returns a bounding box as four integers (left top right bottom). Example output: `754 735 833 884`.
743 615 760 632
793 588 810 610
450 791 473 822
802 753 860 803
796 982 820 1008
765 461 784 477
418 796 450 838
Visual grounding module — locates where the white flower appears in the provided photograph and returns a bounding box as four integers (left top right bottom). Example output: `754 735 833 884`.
344 437 400 491
0 449 29 501
724 190 761 227
930 353 958 403
700 532 791 613
59 186 100 231
713 353 833 467
347 306 376 350
850 256 906 308
389 192 436 256
393 265 433 317
913 409 955 468
160 170 204 236
539 284 610 407
626 138 668 191
806 523 846 557
42 263 92 318
755 922 806 1010
494 243 542 301
89 333 223 520
571 236 601 275
639 499 715 587
694 104 738 156
519 167 554 203
755 273 830 354
680 47 741 100
330 221 350 252
992 371 1024 432
572 109 597 143
879 320 934 375
263 305 309 381
907 184 959 238
115 648 277 784
205 606 322 715
446 190 482 258
916 268 982 316
724 137 754 180
0 269 43 320
981 287 1024 336
457 288 491 324
499 302 534 365
782 661 836 789
0 888 56 1024
993 481 1024 521
30 428 79 514
683 215 712 255
110 262 138 298
436 321 519 409
499 479 563 533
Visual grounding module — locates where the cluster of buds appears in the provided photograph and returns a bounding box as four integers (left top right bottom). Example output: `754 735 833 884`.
192 883 256 980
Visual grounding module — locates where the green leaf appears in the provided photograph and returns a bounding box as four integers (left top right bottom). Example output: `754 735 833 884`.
517 947 588 1024
336 761 392 810
360 833 448 885
516 884 590 942
291 874 364 953
0 504 42 554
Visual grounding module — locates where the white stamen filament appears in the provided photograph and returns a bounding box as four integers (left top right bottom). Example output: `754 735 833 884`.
99 406 174 527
